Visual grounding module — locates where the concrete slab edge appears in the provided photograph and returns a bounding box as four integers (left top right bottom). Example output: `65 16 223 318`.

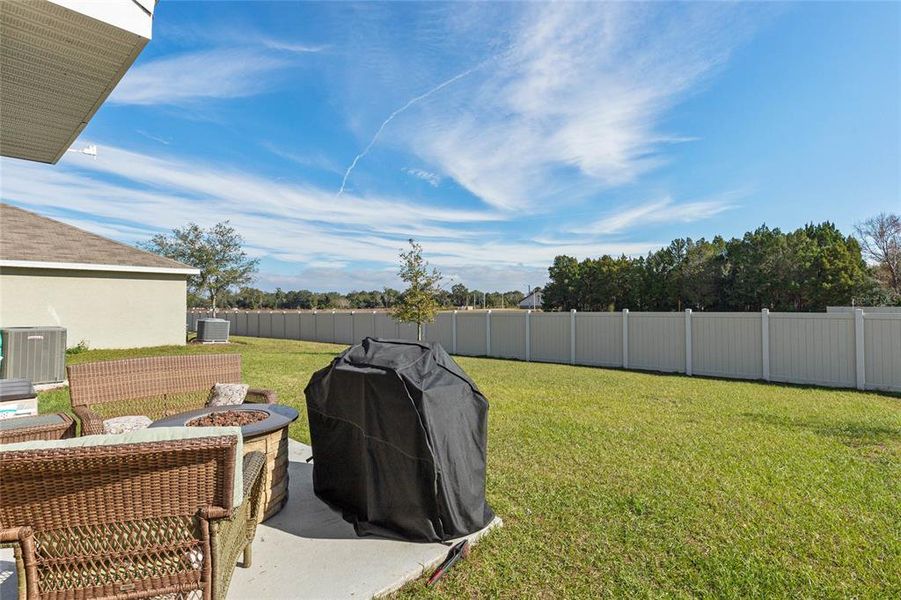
372 516 503 598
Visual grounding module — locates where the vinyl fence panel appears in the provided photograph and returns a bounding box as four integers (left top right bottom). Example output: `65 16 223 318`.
397 321 418 340
353 312 376 342
246 312 261 337
574 312 622 367
334 312 354 344
490 312 526 360
863 313 901 392
768 313 855 388
256 312 270 338
374 313 398 339
456 313 487 356
285 312 301 339
224 312 237 336
299 313 315 339
628 312 685 373
691 313 762 380
423 313 454 349
269 312 286 339
315 312 335 343
530 312 570 363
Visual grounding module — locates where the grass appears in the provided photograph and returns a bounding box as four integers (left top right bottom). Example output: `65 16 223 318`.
40 336 900 598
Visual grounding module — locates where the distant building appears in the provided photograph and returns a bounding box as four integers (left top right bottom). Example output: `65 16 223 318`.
0 204 197 349
518 289 542 309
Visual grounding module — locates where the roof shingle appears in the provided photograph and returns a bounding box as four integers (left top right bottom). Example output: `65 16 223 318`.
0 203 194 271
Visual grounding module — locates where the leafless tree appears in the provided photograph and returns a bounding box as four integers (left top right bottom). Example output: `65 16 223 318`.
855 213 900 298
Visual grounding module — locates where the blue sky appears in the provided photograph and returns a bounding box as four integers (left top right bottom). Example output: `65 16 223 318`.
1 2 898 292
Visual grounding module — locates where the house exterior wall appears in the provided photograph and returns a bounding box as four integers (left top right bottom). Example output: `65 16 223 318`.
0 267 186 349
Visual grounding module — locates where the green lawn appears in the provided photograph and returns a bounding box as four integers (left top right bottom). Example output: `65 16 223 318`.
40 336 900 598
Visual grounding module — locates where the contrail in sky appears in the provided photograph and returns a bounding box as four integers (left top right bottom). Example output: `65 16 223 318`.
337 65 482 196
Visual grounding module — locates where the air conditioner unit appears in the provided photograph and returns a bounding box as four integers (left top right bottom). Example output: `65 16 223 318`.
0 327 67 384
196 319 230 343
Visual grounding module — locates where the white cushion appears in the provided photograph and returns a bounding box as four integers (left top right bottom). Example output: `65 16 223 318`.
102 415 152 434
1 427 245 507
206 383 249 407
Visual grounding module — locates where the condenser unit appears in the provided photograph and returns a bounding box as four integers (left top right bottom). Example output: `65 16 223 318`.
196 319 230 343
0 326 67 384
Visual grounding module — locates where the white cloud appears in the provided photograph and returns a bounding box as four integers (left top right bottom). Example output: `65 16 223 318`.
371 3 761 212
338 65 482 195
109 48 291 105
261 142 342 174
403 168 441 187
261 39 329 53
0 143 665 291
574 194 740 235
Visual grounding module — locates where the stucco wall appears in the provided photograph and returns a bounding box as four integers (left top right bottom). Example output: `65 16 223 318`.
0 267 187 349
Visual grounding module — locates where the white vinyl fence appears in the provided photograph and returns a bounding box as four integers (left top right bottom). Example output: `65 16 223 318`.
187 308 901 393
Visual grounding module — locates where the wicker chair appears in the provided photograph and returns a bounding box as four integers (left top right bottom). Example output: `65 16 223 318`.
0 430 266 600
68 354 276 435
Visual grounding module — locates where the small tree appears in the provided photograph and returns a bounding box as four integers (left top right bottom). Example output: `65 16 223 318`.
392 239 442 341
141 221 259 316
855 213 900 300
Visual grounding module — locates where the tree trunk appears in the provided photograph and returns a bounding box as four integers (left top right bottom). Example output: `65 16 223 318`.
417 322 423 341
211 291 217 318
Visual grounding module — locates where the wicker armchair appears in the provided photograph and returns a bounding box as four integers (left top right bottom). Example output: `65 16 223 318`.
0 430 265 600
68 354 276 435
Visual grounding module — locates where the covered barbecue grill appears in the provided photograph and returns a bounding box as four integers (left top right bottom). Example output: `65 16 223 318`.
304 337 495 542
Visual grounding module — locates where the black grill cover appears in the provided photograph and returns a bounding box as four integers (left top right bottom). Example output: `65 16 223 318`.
304 337 494 542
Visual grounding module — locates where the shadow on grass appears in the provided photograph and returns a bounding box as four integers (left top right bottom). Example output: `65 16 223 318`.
741 412 900 449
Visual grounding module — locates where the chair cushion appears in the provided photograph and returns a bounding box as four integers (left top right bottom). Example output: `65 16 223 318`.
1 427 245 507
206 383 249 407
102 415 152 434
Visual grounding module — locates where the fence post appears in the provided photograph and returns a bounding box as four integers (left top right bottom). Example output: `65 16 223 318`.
350 311 355 344
570 309 576 365
313 310 318 341
282 311 287 339
622 309 629 369
452 310 458 354
854 308 865 390
761 309 770 381
486 310 492 356
525 310 531 361
684 309 693 376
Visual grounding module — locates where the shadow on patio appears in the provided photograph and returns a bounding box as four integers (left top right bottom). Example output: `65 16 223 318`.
228 440 501 599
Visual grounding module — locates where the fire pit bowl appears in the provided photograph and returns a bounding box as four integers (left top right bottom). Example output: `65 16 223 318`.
151 404 298 521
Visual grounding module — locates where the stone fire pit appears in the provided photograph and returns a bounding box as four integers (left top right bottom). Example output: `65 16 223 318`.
151 404 298 521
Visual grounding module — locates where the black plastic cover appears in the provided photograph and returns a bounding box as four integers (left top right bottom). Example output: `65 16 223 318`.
304 338 495 542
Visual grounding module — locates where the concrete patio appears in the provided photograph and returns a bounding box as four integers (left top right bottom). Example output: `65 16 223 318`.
0 439 501 600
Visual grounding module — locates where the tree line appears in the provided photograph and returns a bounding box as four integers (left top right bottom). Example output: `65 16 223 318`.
146 213 899 317
542 218 900 312
206 284 527 311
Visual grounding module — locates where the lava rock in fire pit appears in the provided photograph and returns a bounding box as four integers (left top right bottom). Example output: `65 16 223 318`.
186 410 268 428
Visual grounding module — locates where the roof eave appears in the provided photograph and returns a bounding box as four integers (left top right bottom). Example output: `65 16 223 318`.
0 259 200 276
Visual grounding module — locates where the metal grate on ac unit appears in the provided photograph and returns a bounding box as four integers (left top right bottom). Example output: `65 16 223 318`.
0 326 67 384
196 319 230 343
